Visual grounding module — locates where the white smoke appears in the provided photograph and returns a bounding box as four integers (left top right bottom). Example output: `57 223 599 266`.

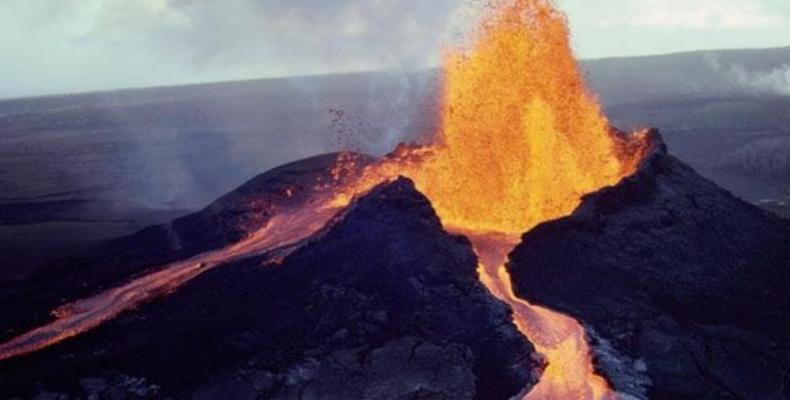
739 65 790 96
705 53 790 96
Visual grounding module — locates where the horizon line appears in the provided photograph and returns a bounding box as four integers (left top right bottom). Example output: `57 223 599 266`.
2 44 789 102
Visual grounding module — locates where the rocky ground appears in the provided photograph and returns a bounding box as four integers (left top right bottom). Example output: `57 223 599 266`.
509 132 790 399
0 153 371 342
0 174 539 399
3 133 790 398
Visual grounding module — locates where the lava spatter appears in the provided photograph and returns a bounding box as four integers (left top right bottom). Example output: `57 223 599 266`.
325 1 648 397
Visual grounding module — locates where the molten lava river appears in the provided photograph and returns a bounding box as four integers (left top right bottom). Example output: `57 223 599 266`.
0 1 651 399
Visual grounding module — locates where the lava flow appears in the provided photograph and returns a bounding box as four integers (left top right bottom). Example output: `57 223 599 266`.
471 232 615 400
0 196 346 362
328 0 648 398
1 0 649 399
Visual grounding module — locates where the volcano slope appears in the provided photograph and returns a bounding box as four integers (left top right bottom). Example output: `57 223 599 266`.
0 176 539 399
509 132 790 399
0 153 376 343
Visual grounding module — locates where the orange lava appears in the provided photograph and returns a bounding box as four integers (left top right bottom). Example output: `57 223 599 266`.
470 232 615 400
0 196 345 362
327 0 650 398
332 0 647 235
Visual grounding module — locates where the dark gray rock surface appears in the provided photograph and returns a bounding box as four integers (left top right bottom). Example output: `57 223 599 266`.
0 152 373 342
508 132 790 399
1 177 539 400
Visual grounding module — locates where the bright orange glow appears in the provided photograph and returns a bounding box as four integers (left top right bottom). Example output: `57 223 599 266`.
470 232 615 400
326 0 650 398
332 0 648 235
421 0 643 234
0 194 347 362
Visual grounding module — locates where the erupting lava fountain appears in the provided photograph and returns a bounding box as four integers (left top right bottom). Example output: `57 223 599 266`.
327 1 651 398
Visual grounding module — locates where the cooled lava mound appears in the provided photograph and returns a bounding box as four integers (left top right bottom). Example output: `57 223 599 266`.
0 154 375 343
0 162 539 399
510 137 790 399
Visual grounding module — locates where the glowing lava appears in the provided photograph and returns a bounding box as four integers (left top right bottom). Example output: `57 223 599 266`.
470 232 615 400
1 1 650 399
420 2 646 398
332 0 646 235
328 0 650 398
0 196 346 362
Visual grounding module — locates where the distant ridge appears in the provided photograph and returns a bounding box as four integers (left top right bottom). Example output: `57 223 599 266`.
2 46 789 102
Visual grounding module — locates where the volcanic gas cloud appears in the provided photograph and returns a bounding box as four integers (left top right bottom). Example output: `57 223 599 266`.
0 1 651 399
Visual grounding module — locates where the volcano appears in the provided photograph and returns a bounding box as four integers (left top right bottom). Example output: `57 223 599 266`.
1 0 790 399
1 132 789 399
0 171 539 399
509 135 790 399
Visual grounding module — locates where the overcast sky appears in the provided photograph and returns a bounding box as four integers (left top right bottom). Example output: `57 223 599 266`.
1 0 789 98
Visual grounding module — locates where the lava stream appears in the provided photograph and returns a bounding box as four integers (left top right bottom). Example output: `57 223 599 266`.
0 197 344 362
468 232 615 400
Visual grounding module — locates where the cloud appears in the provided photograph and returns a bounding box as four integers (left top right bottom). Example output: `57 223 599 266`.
606 0 787 29
0 0 483 97
704 52 790 96
91 0 191 36
77 0 464 75
728 64 790 96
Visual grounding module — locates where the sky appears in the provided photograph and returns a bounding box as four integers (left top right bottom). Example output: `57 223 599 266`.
1 0 789 98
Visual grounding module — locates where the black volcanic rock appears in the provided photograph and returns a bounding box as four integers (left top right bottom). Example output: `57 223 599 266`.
0 152 374 342
508 131 790 400
48 152 376 282
0 178 539 399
